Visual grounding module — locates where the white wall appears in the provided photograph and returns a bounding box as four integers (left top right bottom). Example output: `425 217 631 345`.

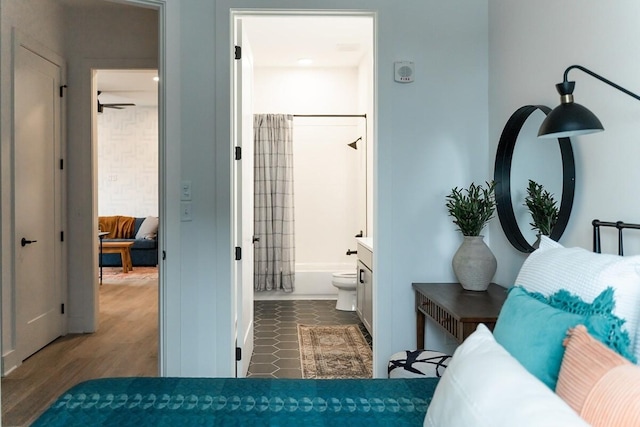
97 106 159 217
1 0 490 378
253 67 363 288
489 1 640 287
1 0 66 372
63 2 158 333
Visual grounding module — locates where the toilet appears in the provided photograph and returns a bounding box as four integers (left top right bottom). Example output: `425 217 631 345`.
332 271 358 311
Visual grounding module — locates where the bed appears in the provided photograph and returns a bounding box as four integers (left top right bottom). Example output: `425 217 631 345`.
32 377 439 426
34 219 640 426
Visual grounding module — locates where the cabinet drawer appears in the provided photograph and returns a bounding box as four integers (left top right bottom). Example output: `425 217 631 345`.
357 243 373 270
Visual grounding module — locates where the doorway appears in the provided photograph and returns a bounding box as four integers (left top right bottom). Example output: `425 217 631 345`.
95 68 160 366
233 12 375 378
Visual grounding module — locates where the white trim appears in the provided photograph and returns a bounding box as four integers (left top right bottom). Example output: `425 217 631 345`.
229 8 378 375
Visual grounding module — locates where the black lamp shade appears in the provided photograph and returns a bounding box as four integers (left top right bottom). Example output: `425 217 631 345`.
538 102 604 138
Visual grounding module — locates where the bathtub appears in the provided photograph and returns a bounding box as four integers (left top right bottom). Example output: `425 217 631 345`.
253 262 357 301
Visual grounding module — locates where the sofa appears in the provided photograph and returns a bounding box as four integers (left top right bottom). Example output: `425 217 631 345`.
99 216 159 267
33 236 640 426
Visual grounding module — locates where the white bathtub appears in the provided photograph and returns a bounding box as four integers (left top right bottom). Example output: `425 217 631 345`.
253 262 357 301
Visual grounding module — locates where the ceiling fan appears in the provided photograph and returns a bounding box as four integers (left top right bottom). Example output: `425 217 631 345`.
97 91 135 113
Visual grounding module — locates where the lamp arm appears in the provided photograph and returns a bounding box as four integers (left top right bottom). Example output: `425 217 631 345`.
564 65 640 102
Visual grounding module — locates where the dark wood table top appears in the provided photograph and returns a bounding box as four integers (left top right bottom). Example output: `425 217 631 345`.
412 282 508 322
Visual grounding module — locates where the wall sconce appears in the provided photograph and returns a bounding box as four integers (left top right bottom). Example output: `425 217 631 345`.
538 65 640 139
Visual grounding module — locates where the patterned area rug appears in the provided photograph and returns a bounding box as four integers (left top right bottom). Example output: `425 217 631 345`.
101 266 158 286
298 324 373 379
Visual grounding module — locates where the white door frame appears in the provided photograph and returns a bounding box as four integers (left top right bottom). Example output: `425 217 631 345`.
229 8 377 374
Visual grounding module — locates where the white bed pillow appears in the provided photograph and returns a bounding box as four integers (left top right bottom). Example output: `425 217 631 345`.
424 324 589 427
135 216 159 240
516 236 640 362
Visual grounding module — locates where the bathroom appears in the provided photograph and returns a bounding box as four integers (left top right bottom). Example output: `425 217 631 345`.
243 15 374 303
238 14 375 378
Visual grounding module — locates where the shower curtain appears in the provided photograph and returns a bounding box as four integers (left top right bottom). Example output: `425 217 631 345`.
253 114 295 292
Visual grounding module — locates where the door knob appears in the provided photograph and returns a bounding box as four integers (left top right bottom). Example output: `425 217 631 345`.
21 237 37 247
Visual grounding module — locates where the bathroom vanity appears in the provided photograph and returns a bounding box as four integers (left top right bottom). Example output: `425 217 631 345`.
355 237 373 335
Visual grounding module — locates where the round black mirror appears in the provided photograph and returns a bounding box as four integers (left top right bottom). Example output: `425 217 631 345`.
494 105 576 253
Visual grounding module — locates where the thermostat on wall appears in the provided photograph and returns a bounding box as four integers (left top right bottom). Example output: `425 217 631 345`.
394 61 415 83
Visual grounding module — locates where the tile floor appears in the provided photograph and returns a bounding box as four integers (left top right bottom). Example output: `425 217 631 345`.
247 299 372 378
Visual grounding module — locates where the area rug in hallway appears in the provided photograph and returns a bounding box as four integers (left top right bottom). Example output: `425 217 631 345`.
101 266 158 286
298 324 373 379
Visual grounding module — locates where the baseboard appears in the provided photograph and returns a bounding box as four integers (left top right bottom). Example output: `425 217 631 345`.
2 349 20 376
254 293 337 301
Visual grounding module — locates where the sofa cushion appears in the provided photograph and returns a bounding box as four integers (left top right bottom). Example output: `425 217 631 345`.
556 325 640 426
135 216 159 240
423 324 589 427
515 235 640 362
493 286 634 390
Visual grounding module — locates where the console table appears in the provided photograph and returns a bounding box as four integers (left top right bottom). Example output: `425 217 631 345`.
413 282 507 348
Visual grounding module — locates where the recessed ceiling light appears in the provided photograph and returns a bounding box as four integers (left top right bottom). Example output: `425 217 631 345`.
297 58 313 66
153 76 160 82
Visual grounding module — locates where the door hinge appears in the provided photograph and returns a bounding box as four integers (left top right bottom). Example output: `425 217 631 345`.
162 250 166 260
61 303 65 314
235 146 241 160
59 85 67 98
234 45 241 60
235 246 241 261
236 347 242 361
60 158 64 170
60 231 64 242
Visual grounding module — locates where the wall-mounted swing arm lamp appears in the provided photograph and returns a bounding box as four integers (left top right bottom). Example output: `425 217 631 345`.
538 65 640 139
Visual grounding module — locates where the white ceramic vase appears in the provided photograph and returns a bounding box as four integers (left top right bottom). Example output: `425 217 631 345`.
452 235 497 291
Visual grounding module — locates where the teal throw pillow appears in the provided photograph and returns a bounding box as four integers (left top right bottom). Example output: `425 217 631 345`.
493 286 634 390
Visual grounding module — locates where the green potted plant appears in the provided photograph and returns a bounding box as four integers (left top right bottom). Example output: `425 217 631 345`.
446 181 496 236
445 181 497 291
524 179 559 237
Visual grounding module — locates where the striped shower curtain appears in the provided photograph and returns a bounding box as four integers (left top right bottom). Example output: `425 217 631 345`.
253 114 295 292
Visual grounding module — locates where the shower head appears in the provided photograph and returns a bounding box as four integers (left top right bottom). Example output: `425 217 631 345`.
348 137 362 150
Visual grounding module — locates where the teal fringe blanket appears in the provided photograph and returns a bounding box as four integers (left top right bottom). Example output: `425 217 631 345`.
33 377 439 426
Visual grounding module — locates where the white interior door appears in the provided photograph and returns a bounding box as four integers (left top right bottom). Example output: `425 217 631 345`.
234 18 255 377
14 44 64 362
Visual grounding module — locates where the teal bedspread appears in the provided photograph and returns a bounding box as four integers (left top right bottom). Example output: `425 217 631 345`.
33 377 438 426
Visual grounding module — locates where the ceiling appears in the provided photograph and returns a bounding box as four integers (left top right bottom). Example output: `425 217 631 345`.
242 16 372 68
65 1 372 107
97 69 158 108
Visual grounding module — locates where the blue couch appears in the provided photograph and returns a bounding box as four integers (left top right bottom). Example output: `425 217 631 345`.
100 217 158 267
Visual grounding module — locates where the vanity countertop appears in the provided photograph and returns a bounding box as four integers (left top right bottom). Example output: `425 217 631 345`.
356 237 373 252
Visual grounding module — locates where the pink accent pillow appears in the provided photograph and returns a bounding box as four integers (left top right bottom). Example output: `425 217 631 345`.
556 325 640 426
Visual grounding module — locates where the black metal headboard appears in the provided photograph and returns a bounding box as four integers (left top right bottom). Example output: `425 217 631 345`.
592 219 640 255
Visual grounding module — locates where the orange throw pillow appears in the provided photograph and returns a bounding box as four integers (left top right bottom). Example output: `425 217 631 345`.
581 365 640 426
556 325 640 426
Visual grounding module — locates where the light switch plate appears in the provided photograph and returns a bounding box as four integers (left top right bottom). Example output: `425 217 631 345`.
181 180 192 201
180 202 192 221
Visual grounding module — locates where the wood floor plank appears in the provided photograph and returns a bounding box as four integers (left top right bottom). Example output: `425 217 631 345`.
1 279 158 427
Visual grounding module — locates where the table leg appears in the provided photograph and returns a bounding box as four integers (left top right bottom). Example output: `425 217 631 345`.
417 310 425 349
123 248 133 272
120 249 129 273
99 237 104 284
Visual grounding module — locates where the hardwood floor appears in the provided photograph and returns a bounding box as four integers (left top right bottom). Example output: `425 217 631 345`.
1 280 158 427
